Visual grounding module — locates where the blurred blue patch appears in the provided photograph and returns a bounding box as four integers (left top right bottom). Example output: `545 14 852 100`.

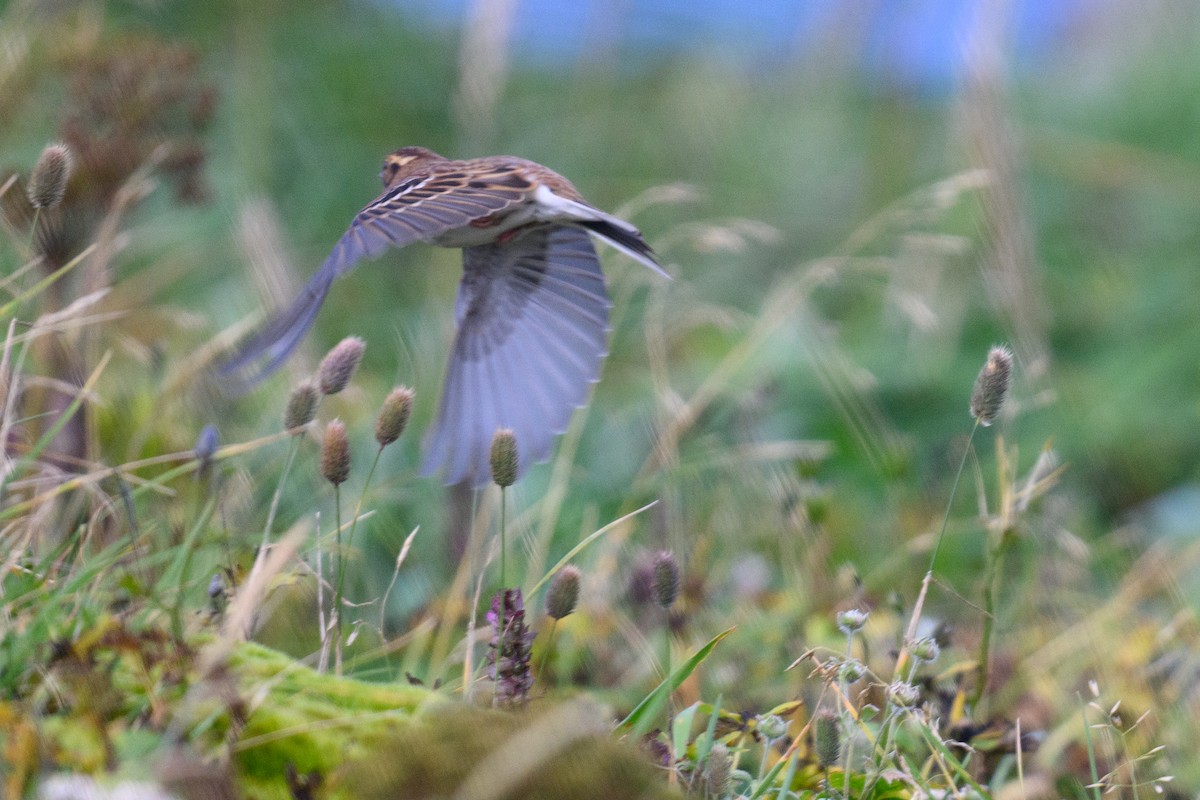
398 0 1110 92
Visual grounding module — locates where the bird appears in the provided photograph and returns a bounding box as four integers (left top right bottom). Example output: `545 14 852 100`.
222 146 668 487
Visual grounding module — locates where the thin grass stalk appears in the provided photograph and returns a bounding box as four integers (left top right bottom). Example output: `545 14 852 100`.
262 437 300 552
24 208 40 263
535 618 558 688
169 498 217 642
333 483 344 675
0 350 111 503
1079 693 1103 800
896 418 981 679
970 528 1014 710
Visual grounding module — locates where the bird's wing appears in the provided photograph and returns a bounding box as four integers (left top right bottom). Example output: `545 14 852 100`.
324 165 536 274
422 225 612 487
220 165 536 385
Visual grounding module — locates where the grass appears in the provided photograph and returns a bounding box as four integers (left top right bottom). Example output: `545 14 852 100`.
1 2 1197 797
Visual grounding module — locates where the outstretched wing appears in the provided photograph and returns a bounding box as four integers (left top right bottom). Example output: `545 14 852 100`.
220 165 535 385
422 224 612 486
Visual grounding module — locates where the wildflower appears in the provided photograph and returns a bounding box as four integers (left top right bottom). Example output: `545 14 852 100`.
487 588 534 705
320 419 350 486
318 336 365 395
375 386 414 446
27 143 74 209
546 565 581 621
489 428 518 488
969 345 1013 426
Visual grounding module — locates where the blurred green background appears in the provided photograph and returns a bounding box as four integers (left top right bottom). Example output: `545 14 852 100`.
5 0 1200 784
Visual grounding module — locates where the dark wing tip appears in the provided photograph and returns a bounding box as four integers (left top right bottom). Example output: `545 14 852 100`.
217 270 335 390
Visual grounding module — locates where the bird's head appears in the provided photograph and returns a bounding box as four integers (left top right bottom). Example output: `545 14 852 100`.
380 146 446 186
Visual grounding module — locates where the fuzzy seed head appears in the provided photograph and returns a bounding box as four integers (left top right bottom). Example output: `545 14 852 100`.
970 345 1013 426
756 714 787 742
838 658 865 684
652 551 681 609
318 336 365 395
836 608 869 635
888 681 920 708
28 143 74 209
374 386 414 446
703 743 732 798
814 711 841 767
546 565 582 620
489 428 518 488
284 381 320 431
909 636 941 664
320 419 351 486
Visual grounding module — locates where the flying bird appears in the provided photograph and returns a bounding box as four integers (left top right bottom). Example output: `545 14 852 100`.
223 146 668 486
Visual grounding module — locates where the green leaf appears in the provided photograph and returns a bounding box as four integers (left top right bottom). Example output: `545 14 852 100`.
618 627 735 737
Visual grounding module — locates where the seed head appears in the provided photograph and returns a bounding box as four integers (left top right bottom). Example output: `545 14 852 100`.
836 608 868 635
284 381 320 431
28 143 74 209
320 419 351 486
970 345 1013 426
703 743 732 797
838 658 865 684
888 681 920 708
374 386 414 446
909 636 941 664
318 336 365 395
814 711 840 767
652 551 681 610
546 565 582 620
489 428 518 488
757 714 787 742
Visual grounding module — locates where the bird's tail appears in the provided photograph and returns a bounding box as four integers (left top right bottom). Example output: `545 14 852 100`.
218 267 336 390
576 218 670 278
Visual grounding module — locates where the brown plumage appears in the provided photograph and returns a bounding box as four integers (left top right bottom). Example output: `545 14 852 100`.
223 147 667 486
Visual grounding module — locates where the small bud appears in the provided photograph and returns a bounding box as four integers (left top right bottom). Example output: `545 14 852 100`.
546 565 581 620
888 681 920 708
838 658 865 684
194 424 218 468
489 428 518 488
909 636 941 664
703 743 732 797
969 345 1013 426
836 608 868 635
284 381 320 431
814 711 840 767
27 143 74 209
207 572 226 600
756 714 787 742
652 551 680 609
375 386 414 446
320 419 351 486
318 336 365 395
